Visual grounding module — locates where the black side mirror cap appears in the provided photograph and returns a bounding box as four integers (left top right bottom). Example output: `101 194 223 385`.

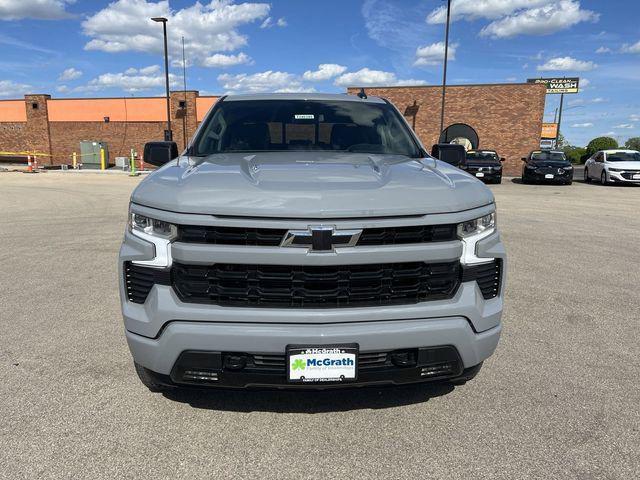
521 157 527 161
143 141 179 167
500 157 506 162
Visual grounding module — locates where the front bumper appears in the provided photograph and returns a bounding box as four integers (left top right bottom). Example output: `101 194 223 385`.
127 318 500 388
524 168 573 183
462 167 502 182
607 170 640 184
119 205 506 388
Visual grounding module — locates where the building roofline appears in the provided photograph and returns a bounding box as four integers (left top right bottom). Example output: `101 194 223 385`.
347 82 541 89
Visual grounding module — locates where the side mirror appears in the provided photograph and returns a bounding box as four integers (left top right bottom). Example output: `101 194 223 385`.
521 157 527 161
500 157 506 162
143 141 179 167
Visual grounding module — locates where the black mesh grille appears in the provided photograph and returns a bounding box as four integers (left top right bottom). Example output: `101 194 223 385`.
172 261 461 308
124 262 171 304
621 171 640 180
176 224 457 247
357 224 457 245
178 226 287 246
243 351 390 373
461 260 501 299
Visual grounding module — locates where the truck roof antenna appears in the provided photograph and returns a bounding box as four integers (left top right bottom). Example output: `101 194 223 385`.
357 88 367 99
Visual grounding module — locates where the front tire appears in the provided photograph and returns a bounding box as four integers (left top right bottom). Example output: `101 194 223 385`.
134 362 171 393
584 168 591 183
494 176 502 184
601 171 608 186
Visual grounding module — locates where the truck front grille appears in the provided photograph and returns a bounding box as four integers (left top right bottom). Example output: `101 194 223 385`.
176 224 457 247
171 261 461 308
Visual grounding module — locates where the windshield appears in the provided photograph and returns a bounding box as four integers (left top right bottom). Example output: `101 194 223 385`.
530 151 567 162
607 151 640 162
193 99 420 157
466 151 498 163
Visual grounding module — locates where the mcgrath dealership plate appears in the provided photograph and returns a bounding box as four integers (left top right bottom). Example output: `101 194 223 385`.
633 174 640 180
545 174 554 179
287 344 358 383
475 172 485 178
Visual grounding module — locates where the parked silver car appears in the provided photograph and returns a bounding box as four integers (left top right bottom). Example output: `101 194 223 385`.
584 149 640 185
119 93 506 391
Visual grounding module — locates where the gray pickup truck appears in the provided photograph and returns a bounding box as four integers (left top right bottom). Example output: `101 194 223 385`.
119 93 505 391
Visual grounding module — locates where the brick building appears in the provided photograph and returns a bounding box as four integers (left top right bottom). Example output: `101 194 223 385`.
1 83 546 175
348 83 547 176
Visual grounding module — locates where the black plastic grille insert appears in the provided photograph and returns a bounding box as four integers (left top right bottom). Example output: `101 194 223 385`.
171 261 461 308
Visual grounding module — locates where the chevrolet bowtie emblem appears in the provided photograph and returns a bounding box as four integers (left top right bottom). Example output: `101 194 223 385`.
280 226 362 251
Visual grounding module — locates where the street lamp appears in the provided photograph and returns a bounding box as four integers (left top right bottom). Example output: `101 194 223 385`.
151 16 172 141
439 0 452 136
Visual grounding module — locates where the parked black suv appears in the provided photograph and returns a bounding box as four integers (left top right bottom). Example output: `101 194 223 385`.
521 150 573 185
461 150 505 184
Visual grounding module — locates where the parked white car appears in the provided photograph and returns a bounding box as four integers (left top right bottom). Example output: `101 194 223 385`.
584 149 640 185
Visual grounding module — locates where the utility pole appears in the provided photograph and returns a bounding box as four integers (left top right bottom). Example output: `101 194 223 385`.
556 93 564 148
439 0 452 137
181 36 188 150
152 17 172 141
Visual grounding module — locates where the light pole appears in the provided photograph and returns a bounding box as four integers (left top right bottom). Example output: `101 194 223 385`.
439 0 452 137
152 17 172 141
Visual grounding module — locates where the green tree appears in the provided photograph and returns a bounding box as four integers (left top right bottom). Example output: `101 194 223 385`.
624 137 640 151
556 132 567 149
563 145 586 164
586 136 618 157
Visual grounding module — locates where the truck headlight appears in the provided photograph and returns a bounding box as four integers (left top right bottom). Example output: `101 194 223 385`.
128 210 176 267
129 213 177 240
457 213 495 238
457 212 496 265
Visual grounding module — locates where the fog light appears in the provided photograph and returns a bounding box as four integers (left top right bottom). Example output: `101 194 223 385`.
390 350 417 367
183 370 218 382
421 362 456 377
224 354 248 370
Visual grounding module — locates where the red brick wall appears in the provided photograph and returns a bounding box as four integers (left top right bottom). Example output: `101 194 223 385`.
347 83 546 176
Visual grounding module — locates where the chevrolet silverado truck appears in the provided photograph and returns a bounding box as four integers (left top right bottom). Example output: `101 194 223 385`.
119 93 505 391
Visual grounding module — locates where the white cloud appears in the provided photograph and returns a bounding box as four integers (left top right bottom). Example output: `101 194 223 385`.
592 97 606 103
537 56 597 71
82 0 269 68
621 40 640 54
218 70 303 93
414 41 458 67
58 68 83 81
630 114 640 122
79 65 179 93
571 123 593 128
595 46 611 54
56 85 70 93
427 0 549 24
202 52 252 68
580 78 590 88
480 1 598 39
260 16 287 28
334 68 426 87
0 79 31 98
302 64 347 81
613 124 634 129
0 0 72 20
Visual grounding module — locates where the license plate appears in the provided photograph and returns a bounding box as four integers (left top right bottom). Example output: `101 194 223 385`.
475 172 485 178
545 174 554 179
633 174 640 180
287 344 358 383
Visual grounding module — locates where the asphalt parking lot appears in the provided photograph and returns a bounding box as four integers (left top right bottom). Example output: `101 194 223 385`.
1 172 639 479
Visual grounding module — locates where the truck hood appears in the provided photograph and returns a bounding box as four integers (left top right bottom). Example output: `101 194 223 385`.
131 152 494 218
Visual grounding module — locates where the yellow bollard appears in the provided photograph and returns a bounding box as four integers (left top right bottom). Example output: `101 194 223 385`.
72 152 77 169
100 148 106 170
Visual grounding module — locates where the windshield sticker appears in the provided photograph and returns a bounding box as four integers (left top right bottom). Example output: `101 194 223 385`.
294 114 314 120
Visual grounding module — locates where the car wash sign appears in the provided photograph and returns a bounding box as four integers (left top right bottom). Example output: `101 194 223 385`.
527 77 579 94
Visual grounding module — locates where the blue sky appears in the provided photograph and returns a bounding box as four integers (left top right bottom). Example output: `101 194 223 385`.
1 0 639 146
